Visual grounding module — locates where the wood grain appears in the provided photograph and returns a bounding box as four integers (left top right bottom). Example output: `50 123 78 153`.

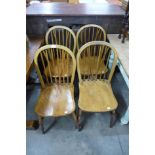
35 84 75 117
77 41 118 82
76 24 106 50
44 58 73 77
78 80 118 112
76 24 108 75
45 26 76 53
26 3 125 16
44 26 76 77
77 41 118 113
79 56 108 75
34 45 76 117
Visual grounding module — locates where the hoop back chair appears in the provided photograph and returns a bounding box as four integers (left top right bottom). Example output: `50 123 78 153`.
76 41 118 130
76 24 108 75
34 45 77 133
45 26 76 77
45 26 76 54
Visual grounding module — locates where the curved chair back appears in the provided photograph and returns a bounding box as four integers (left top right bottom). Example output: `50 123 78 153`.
77 41 118 83
76 24 106 50
45 26 76 54
34 45 76 88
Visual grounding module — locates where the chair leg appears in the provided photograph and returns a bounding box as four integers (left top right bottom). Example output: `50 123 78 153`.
118 33 121 39
110 111 117 128
72 112 78 129
39 116 44 134
122 35 125 43
122 26 128 43
77 109 83 131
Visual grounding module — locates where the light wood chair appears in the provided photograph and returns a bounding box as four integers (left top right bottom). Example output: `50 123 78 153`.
45 26 76 54
34 45 77 133
76 24 108 75
45 26 76 77
76 41 118 130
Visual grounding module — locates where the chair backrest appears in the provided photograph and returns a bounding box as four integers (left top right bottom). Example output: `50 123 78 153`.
77 41 118 83
34 45 76 88
45 26 76 54
76 24 106 50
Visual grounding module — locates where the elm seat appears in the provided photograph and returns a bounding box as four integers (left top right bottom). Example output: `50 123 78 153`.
78 80 117 112
35 84 75 117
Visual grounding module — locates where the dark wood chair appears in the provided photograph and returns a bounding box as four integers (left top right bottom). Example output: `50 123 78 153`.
118 2 129 43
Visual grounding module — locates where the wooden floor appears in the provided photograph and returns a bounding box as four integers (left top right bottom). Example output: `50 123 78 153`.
108 34 129 76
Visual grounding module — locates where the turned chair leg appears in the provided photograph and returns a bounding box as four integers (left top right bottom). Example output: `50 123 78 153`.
72 112 78 129
39 116 44 134
77 109 83 131
110 111 117 128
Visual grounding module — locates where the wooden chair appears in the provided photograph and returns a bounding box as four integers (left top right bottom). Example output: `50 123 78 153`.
34 45 77 133
45 26 76 53
76 41 118 130
76 24 108 75
45 26 76 77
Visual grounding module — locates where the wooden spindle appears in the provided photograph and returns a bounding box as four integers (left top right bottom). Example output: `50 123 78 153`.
58 49 61 84
95 28 100 41
80 31 83 48
42 51 49 84
93 45 97 80
50 31 54 44
67 53 69 84
88 27 90 42
66 31 69 48
98 29 102 40
53 30 57 44
69 32 71 50
45 49 53 84
62 29 65 46
84 28 86 44
92 27 94 41
53 48 56 84
61 49 65 83
99 45 105 80
58 29 61 45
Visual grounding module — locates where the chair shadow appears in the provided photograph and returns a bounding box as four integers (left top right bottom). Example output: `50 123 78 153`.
44 118 57 134
79 112 94 130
